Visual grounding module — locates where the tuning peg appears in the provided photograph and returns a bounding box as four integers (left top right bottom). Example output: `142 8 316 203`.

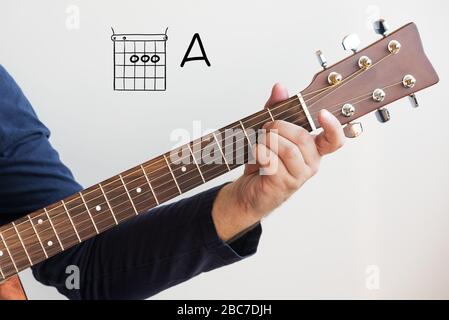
344 122 363 138
375 108 391 123
342 34 361 53
315 50 328 69
409 94 419 108
373 19 390 37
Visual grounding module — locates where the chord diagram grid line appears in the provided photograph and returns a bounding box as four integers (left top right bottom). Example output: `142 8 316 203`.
111 28 168 91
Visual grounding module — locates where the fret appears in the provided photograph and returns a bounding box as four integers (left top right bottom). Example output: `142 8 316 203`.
269 96 296 120
82 186 118 232
78 192 99 235
98 183 119 225
163 154 182 195
187 144 206 183
30 210 63 257
61 201 82 243
0 241 18 280
166 147 204 193
267 107 275 121
121 166 158 213
0 232 19 274
140 165 159 205
270 96 312 131
212 132 231 171
239 120 253 148
1 226 31 271
11 222 32 266
45 203 79 249
191 133 230 181
27 215 48 259
100 178 136 223
64 195 98 240
0 263 4 280
119 174 139 215
13 216 46 265
241 110 274 166
296 93 316 131
0 236 17 279
242 109 272 132
141 157 180 203
44 208 66 250
217 123 251 169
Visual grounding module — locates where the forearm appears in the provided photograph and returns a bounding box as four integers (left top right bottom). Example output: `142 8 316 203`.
212 180 262 243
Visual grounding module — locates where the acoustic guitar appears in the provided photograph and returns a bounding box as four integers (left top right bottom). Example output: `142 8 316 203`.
0 21 439 300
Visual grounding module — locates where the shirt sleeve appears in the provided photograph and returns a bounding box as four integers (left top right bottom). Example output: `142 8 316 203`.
0 65 262 299
0 64 83 224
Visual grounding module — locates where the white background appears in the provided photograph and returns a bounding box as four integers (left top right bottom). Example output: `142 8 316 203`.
0 0 448 299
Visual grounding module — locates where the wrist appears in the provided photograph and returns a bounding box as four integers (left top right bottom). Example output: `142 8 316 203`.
211 181 261 242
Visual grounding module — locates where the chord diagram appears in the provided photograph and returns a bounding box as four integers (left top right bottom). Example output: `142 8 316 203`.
111 28 168 91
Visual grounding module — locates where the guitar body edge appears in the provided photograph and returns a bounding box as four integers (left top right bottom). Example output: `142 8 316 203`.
0 275 28 300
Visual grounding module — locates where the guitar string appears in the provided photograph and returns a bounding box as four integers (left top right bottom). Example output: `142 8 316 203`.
0 94 401 274
0 75 402 262
296 52 392 109
0 98 306 238
307 53 393 111
2 90 386 271
0 77 401 254
0 51 388 237
8 78 407 261
0 82 401 266
0 55 397 268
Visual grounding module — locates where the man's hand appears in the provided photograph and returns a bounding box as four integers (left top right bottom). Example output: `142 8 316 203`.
212 83 346 242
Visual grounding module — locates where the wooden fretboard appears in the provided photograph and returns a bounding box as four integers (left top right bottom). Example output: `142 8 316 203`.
0 96 314 281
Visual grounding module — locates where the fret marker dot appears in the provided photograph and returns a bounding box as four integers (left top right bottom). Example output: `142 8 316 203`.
38 219 43 225
47 241 53 247
0 250 3 257
96 205 102 212
136 187 142 194
181 166 187 172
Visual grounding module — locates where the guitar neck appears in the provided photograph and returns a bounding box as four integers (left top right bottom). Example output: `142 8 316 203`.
0 95 312 281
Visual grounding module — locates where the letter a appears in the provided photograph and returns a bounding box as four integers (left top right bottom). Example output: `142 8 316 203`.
180 33 211 67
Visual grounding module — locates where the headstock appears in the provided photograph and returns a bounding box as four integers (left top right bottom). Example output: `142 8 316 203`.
301 21 439 138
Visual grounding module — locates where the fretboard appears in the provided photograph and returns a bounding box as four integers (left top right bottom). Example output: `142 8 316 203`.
0 95 315 281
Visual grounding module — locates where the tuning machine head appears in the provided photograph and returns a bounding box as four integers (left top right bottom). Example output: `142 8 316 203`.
409 94 420 108
316 50 328 69
376 108 391 123
344 122 363 138
342 34 361 53
373 19 390 37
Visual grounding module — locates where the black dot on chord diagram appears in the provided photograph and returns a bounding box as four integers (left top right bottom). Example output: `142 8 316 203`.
130 55 139 63
141 55 150 63
151 55 160 63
